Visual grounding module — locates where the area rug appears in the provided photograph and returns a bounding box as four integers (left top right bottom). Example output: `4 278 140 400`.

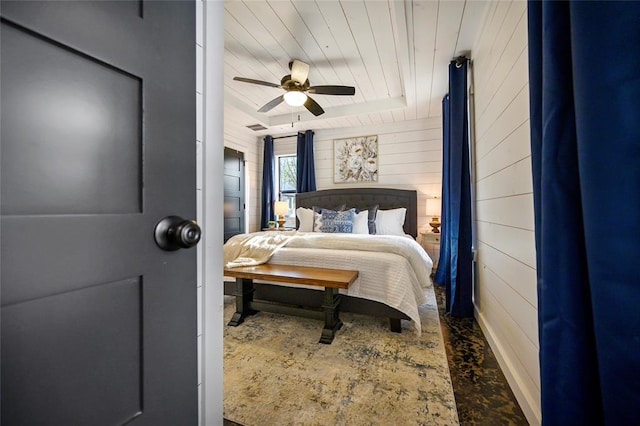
223 286 459 425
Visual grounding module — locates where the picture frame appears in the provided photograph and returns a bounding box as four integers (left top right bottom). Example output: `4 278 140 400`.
333 135 378 183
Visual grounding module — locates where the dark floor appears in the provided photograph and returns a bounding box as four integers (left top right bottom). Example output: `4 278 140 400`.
224 286 528 426
434 284 528 425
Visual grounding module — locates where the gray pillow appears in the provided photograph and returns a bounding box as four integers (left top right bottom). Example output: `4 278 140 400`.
367 204 379 234
312 204 346 213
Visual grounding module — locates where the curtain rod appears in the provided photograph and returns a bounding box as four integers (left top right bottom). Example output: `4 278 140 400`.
271 130 313 140
271 134 298 140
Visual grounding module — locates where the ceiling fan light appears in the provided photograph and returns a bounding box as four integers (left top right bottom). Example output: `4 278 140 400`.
284 91 307 107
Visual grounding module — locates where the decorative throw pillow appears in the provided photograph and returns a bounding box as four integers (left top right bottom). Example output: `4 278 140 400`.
320 208 355 233
374 207 407 236
311 204 346 231
296 207 314 232
313 211 323 232
352 210 369 234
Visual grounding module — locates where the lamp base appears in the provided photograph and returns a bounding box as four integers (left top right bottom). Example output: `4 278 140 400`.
429 217 441 234
277 218 286 229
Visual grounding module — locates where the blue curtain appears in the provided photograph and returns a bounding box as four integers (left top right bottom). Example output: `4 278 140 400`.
434 59 473 317
528 2 640 424
260 135 275 229
296 130 316 192
296 130 316 193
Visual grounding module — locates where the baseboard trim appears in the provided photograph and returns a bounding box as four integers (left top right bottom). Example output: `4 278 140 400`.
474 307 542 425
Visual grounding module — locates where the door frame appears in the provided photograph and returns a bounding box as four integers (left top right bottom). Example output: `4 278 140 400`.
199 1 224 423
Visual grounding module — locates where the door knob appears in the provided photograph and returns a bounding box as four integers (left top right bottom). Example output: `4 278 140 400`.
154 216 201 251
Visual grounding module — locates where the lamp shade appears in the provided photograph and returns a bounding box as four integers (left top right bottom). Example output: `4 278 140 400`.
283 91 307 107
426 197 441 217
274 201 289 216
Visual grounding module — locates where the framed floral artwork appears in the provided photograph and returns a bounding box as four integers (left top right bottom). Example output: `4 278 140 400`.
333 135 378 183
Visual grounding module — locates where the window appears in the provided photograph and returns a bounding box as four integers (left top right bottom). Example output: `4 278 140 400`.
277 155 297 227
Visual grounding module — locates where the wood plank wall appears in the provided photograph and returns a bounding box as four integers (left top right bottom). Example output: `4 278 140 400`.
471 1 540 424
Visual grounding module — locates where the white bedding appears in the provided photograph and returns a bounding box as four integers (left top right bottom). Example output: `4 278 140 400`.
224 231 433 335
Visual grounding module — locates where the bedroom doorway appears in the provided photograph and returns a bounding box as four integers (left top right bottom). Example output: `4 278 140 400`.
224 147 246 241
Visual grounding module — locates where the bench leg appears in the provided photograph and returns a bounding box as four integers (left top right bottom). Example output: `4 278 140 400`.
319 287 343 344
389 318 402 333
228 277 257 327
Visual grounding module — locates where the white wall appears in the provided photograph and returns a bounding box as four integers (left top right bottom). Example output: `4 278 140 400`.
471 1 540 424
268 118 443 233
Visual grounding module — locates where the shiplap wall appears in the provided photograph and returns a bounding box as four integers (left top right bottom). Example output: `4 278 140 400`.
471 1 540 424
267 118 442 233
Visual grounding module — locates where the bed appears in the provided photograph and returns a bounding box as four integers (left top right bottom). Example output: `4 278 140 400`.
223 187 433 334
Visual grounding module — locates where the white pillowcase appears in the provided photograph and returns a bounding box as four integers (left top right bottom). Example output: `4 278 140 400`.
375 208 407 236
352 210 369 234
296 207 315 232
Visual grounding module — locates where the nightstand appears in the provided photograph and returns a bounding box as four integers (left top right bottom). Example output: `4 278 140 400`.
420 232 441 269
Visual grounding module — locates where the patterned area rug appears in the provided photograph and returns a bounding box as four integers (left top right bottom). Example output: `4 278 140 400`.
223 286 459 425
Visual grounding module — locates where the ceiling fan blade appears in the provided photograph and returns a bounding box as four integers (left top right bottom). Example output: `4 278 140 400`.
258 95 285 113
308 85 356 96
290 59 310 84
233 76 281 88
304 96 324 116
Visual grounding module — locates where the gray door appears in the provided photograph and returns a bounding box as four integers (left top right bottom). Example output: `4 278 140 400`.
1 2 197 425
224 147 245 241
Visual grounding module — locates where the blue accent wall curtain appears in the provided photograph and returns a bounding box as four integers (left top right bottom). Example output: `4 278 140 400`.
528 2 640 424
434 59 473 317
260 135 275 229
296 130 316 193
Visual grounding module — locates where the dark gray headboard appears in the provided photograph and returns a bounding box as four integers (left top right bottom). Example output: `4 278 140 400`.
296 188 418 238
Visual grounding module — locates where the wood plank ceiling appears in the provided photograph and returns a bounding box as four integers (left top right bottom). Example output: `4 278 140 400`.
224 0 489 136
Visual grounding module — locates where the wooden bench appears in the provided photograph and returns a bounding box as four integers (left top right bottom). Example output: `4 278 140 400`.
224 264 359 344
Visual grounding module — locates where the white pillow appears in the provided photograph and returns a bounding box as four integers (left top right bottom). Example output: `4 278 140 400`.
296 207 314 232
352 210 369 234
375 208 407 236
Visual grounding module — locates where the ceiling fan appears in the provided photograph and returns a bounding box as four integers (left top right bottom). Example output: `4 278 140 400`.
233 59 356 116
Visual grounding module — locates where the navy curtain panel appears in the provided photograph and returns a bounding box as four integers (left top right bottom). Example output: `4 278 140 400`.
296 130 316 193
434 59 473 317
260 135 275 229
528 2 640 424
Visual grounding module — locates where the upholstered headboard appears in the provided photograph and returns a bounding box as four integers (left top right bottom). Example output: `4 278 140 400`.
296 188 418 238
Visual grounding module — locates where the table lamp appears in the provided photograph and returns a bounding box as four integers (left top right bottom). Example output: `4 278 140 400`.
426 197 441 233
274 201 289 229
